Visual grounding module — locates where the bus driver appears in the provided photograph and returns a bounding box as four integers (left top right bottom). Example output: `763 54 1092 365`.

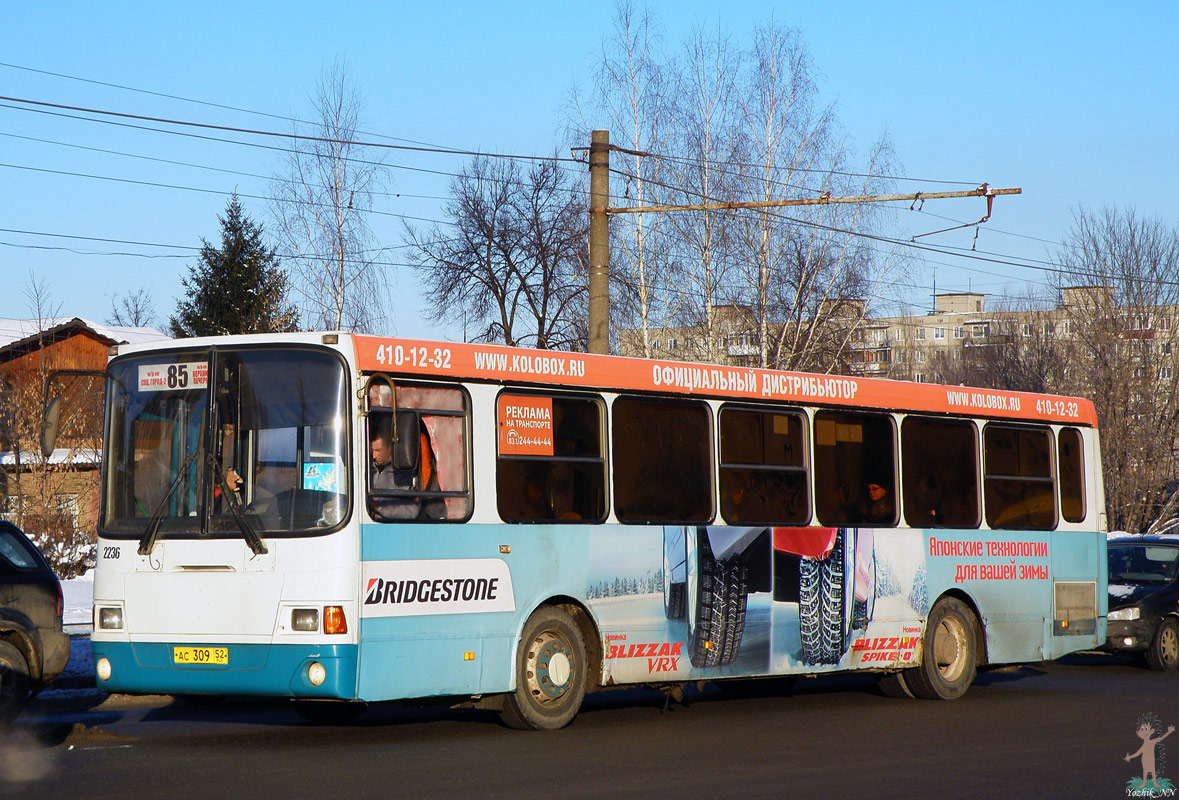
369 415 446 521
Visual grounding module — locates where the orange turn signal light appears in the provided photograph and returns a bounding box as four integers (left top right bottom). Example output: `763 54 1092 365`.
324 606 347 634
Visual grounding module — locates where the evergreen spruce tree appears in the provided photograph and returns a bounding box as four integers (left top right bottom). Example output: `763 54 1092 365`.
170 194 299 336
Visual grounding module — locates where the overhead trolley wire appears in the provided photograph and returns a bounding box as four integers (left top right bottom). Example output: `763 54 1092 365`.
0 102 591 203
0 94 586 164
0 60 470 152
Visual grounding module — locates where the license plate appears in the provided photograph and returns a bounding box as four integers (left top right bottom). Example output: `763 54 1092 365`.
173 646 229 665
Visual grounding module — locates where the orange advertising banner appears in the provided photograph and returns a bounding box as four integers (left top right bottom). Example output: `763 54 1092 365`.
354 335 1099 427
497 394 554 455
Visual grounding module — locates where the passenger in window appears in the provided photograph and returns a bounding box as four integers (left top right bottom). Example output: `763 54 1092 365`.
913 475 944 524
721 473 751 523
549 464 581 520
863 482 894 524
519 481 550 520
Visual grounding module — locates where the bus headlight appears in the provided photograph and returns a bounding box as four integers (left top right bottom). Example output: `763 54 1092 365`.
308 661 326 686
96 658 112 681
292 608 319 631
98 607 124 630
1108 607 1140 621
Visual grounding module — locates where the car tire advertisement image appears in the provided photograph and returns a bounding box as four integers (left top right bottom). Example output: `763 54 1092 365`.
798 528 849 665
588 526 931 684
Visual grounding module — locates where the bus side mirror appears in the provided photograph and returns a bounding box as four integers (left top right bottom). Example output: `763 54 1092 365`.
41 397 62 459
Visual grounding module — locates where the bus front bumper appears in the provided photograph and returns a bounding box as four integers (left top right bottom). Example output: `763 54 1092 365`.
90 641 358 698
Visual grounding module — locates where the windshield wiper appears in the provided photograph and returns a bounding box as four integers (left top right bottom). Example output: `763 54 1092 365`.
138 452 198 556
207 454 268 556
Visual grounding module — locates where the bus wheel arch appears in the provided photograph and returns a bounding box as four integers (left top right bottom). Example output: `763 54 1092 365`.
553 598 603 694
907 594 981 700
500 599 599 730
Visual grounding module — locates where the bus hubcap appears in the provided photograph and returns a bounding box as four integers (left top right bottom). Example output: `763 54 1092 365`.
529 632 573 702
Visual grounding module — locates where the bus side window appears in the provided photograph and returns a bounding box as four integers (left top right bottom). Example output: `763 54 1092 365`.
367 383 470 523
613 396 712 523
496 393 606 523
901 417 980 528
719 407 809 525
983 424 1056 530
813 411 897 527
1058 428 1086 523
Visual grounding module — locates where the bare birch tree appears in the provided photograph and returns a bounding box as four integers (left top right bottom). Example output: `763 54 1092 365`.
573 6 898 368
661 22 742 363
573 1 676 357
1052 207 1179 534
727 21 897 373
271 61 388 332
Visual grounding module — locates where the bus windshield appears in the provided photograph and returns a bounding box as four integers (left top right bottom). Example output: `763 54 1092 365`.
102 347 349 539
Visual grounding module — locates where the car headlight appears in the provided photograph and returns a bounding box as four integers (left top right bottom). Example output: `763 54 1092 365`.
1108 607 1141 622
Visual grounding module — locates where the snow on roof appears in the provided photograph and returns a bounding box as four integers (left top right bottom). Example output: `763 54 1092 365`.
0 448 101 466
1108 531 1179 542
0 317 169 352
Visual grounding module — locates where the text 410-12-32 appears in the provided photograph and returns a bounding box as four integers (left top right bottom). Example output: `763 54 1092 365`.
374 345 452 370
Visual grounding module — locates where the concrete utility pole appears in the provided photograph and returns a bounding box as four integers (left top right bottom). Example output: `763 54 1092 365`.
587 130 610 355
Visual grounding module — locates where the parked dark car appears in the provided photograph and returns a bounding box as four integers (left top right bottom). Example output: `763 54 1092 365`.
0 520 70 721
1105 533 1179 671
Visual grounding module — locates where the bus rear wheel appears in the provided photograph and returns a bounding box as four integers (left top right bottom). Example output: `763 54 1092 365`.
501 606 587 730
876 670 914 698
906 597 978 700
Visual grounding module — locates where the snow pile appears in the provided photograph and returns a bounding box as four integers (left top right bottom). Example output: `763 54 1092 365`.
58 573 95 687
62 571 93 627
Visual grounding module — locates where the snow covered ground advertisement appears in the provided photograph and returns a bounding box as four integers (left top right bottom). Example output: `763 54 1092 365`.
587 526 930 683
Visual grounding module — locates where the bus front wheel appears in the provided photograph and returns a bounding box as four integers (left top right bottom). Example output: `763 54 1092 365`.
501 606 588 730
905 597 978 700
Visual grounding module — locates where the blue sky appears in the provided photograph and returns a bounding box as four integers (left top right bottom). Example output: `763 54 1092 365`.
2 1 1175 338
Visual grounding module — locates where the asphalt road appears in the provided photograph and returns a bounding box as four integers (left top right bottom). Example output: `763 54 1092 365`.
2 653 1174 799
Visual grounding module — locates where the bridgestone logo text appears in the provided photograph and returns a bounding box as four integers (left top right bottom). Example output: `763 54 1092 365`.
365 577 499 605
359 558 516 618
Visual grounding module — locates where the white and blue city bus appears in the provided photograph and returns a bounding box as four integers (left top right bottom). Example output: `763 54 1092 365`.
88 332 1106 728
